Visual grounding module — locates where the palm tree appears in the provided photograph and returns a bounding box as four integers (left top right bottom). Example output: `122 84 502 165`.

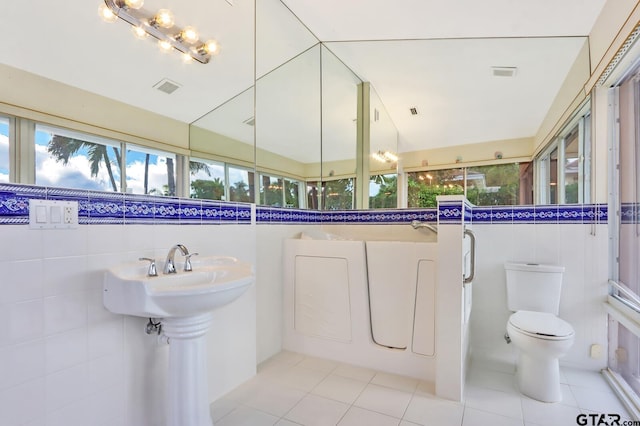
47 135 120 191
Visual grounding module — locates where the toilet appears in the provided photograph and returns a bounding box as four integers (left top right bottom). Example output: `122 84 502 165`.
505 262 575 403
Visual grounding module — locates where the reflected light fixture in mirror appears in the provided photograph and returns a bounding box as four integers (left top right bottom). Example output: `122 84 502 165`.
373 150 398 163
99 0 220 64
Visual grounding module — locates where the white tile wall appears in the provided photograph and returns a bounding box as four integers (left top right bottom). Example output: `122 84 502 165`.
0 223 256 426
470 223 608 371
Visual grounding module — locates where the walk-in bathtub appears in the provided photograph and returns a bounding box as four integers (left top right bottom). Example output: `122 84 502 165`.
282 229 440 381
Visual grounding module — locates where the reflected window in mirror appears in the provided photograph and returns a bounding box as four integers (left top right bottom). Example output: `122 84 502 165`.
189 158 226 200
536 104 591 205
126 145 176 196
408 168 465 208
319 178 354 210
465 163 532 206
408 163 532 207
259 173 304 207
228 165 255 203
0 116 9 183
369 173 397 209
35 123 123 192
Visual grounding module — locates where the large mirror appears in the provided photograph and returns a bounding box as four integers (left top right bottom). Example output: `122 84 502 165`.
190 0 368 209
189 0 590 209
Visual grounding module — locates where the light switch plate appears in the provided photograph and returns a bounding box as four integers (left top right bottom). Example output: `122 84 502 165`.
29 199 79 229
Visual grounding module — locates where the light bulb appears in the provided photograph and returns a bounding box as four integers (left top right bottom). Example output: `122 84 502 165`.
131 26 147 39
182 53 194 63
179 26 199 44
201 39 219 55
124 0 144 9
153 9 175 28
158 40 172 51
99 4 118 23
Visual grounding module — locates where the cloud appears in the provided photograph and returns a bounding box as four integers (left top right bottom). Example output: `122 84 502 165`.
0 134 9 176
125 157 175 195
35 143 115 191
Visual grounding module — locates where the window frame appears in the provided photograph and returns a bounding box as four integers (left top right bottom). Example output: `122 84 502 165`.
535 102 591 205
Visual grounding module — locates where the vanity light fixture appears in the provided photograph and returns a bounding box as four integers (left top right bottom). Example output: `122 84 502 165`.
98 0 220 64
372 150 398 163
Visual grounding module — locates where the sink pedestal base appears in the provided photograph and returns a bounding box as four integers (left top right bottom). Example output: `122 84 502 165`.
162 313 214 426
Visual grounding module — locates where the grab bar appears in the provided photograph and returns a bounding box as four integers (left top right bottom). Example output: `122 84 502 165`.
463 228 476 285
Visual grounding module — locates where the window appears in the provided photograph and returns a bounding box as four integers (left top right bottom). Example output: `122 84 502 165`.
260 174 284 206
369 173 397 208
35 124 123 191
536 105 591 204
407 163 532 207
408 169 464 208
228 165 255 203
189 159 226 200
259 173 303 207
305 178 355 210
608 66 640 406
125 145 176 196
0 116 9 183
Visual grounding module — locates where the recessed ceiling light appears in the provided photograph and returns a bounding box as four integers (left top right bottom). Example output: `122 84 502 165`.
491 67 517 77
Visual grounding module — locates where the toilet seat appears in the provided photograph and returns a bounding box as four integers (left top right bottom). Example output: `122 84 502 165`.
509 310 574 341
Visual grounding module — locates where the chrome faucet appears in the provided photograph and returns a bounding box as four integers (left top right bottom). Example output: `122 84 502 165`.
410 220 438 234
163 244 189 274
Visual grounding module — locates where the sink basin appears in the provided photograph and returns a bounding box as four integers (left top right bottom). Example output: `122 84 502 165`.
104 256 254 318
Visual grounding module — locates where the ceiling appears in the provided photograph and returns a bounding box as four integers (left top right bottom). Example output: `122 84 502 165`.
0 0 607 156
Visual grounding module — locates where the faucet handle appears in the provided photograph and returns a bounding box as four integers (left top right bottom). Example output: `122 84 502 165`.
139 257 158 277
183 253 199 272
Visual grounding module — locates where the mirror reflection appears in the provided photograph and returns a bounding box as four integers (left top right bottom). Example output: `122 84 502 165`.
188 0 589 210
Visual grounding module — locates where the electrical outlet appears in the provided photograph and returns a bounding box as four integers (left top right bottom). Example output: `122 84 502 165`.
590 344 603 359
64 206 75 224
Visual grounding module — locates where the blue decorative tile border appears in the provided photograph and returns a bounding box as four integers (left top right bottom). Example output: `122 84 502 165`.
621 203 639 224
254 203 608 225
472 204 607 224
0 183 610 226
0 184 252 225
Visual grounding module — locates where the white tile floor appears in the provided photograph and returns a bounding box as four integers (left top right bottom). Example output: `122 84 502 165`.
210 351 632 426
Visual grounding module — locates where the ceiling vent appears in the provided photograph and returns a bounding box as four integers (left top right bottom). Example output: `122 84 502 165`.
243 116 255 126
491 67 517 78
409 107 419 115
153 78 181 94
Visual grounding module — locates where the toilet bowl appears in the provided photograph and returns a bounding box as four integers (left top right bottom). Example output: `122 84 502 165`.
507 310 575 402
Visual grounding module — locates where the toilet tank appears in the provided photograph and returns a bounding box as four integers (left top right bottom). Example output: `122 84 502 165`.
505 262 565 314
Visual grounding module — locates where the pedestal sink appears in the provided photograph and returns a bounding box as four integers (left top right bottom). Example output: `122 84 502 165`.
103 255 253 426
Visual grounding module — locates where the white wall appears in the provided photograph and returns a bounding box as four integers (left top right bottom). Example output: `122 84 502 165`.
469 223 609 372
0 223 256 426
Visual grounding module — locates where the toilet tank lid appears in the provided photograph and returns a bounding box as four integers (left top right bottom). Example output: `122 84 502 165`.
504 262 565 273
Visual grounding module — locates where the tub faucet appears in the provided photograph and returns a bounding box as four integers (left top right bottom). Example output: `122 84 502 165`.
410 220 438 234
163 244 189 274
